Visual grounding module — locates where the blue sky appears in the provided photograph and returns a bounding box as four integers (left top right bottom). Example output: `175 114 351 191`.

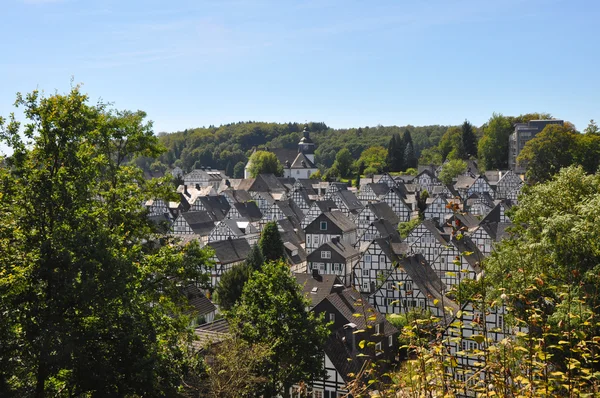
1 0 599 134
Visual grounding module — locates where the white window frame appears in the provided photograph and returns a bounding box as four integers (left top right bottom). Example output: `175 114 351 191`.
388 335 393 347
321 250 331 259
329 313 335 322
375 323 380 334
362 269 369 277
320 221 327 230
375 342 382 356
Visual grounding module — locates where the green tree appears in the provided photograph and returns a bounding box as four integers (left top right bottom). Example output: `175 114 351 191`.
233 160 246 178
228 261 330 397
214 264 251 311
0 87 212 397
386 133 404 172
438 126 464 161
419 146 442 165
478 113 513 170
461 120 478 158
402 129 417 169
438 159 467 185
247 150 284 177
332 147 354 178
245 243 265 271
358 146 388 173
518 124 577 183
584 119 599 135
259 221 285 262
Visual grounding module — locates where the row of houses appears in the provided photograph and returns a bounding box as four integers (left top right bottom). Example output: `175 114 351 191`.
146 162 523 397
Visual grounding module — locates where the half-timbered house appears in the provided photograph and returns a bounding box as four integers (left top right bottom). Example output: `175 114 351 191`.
304 211 357 254
356 202 400 239
205 238 252 288
301 200 338 230
357 182 390 205
307 237 360 285
352 236 408 294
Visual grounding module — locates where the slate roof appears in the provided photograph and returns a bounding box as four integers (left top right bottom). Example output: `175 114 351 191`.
323 238 360 260
196 196 231 221
451 235 483 273
249 174 288 193
397 254 458 314
323 331 365 384
221 189 254 204
366 202 400 225
295 179 320 196
373 236 409 265
366 182 390 196
448 213 480 230
421 219 451 245
207 238 252 265
295 273 343 308
275 199 304 225
337 190 364 213
232 201 263 222
368 219 401 240
290 151 316 169
314 199 338 213
455 175 476 190
182 284 216 316
322 211 357 233
271 147 300 166
181 211 218 236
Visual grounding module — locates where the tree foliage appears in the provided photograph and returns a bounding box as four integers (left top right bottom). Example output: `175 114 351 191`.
258 221 284 262
332 147 354 178
438 159 467 185
0 87 212 397
478 113 513 170
247 150 284 177
461 120 478 158
358 146 388 174
214 264 251 311
228 261 330 397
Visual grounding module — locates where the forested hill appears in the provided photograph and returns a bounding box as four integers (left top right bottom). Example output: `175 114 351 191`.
142 121 449 177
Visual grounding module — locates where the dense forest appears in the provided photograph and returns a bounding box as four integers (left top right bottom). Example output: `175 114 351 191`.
141 122 449 177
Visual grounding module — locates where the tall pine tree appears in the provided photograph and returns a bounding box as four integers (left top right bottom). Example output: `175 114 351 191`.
461 120 478 159
402 129 416 170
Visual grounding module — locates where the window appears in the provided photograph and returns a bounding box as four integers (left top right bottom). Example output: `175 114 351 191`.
375 323 380 334
498 315 504 329
387 282 394 290
313 389 324 398
386 297 395 306
307 235 311 245
366 215 370 221
388 335 393 347
320 221 327 230
379 255 385 264
296 170 300 175
329 313 335 322
362 282 368 291
375 342 382 356
405 281 413 291
365 255 372 263
362 269 369 277
321 251 331 259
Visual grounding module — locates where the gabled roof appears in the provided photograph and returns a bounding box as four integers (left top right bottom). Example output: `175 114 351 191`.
196 196 231 221
373 236 408 265
249 174 288 193
207 238 252 265
367 219 401 240
420 219 451 245
366 202 400 225
337 190 364 212
271 147 300 166
318 288 397 337
182 284 217 316
455 175 476 190
232 201 263 222
448 213 480 230
274 199 304 225
290 151 316 169
181 211 218 235
221 189 253 204
314 199 338 213
366 182 390 196
294 179 320 195
451 235 483 273
193 319 230 350
295 273 343 308
397 254 458 314
317 238 360 260
321 211 357 233
416 168 436 179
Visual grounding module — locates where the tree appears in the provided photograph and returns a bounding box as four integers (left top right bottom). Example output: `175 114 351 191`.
214 264 251 311
386 133 404 172
258 221 284 262
402 129 417 169
358 146 388 174
478 113 513 170
191 337 271 398
247 150 284 177
245 243 265 271
0 87 212 396
332 147 354 178
461 120 478 158
438 126 464 161
438 159 467 185
228 261 330 397
518 124 577 183
584 119 599 135
233 161 246 178
417 190 429 215
418 146 442 166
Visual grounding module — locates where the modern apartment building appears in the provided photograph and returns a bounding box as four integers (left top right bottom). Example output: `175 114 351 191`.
509 119 563 174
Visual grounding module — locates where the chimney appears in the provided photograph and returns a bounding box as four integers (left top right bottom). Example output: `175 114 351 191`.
343 323 357 353
196 183 200 190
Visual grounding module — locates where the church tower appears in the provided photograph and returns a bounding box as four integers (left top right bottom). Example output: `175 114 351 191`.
297 126 316 164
